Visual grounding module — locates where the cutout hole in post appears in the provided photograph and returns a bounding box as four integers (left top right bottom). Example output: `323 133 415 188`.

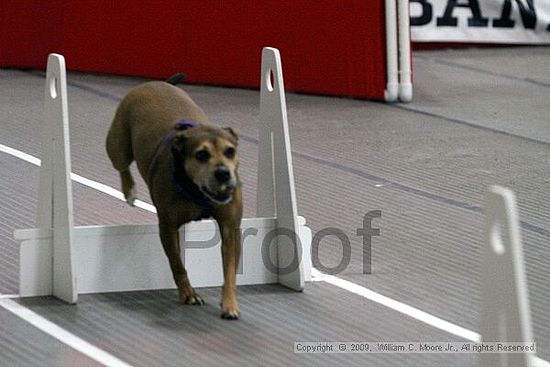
490 222 506 255
49 77 58 99
266 69 275 92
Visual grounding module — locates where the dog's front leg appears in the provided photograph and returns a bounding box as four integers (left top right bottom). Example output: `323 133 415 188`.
219 222 241 319
159 223 204 305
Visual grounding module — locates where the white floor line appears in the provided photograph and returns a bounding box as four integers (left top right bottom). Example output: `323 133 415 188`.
0 143 156 213
2 142 549 367
0 297 133 367
0 294 20 299
312 269 480 340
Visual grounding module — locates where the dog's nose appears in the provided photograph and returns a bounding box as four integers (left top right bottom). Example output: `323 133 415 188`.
214 166 231 183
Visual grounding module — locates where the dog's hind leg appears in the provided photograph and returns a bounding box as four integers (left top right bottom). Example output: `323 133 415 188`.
119 170 136 206
106 110 137 206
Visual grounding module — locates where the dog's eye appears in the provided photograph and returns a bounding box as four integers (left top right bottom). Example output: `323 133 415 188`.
224 147 236 159
195 150 210 162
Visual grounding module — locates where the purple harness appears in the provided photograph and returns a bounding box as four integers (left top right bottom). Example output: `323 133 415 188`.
147 119 197 178
147 119 214 219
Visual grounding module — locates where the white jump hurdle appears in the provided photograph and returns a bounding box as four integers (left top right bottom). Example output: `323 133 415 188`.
15 47 312 303
481 186 535 367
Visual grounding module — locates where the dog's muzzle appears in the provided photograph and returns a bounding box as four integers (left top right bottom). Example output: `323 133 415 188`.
202 166 237 204
214 166 231 184
202 184 236 204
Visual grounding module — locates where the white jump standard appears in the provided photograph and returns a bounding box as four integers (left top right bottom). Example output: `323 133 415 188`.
481 186 535 367
15 48 312 304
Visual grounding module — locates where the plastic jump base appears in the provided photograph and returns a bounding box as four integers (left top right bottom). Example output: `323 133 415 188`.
15 48 312 302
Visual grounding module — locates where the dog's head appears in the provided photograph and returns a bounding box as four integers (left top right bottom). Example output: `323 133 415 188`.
172 125 239 204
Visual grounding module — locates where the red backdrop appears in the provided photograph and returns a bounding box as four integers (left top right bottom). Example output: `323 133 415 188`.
0 1 387 99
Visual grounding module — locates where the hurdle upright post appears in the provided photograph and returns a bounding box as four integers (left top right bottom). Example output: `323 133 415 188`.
257 47 304 291
481 186 534 367
35 54 78 304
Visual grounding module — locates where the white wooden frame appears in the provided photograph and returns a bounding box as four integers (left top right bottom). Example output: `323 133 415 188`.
15 49 311 303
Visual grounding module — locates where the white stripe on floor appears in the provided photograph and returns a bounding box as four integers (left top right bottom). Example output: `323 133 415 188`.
0 143 156 213
312 269 480 341
0 297 133 367
0 294 20 299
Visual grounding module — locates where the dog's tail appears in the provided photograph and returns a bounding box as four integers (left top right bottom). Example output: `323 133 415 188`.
166 73 186 86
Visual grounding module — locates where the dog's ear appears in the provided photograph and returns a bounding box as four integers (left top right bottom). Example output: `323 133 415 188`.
172 131 188 156
172 122 195 153
223 127 239 142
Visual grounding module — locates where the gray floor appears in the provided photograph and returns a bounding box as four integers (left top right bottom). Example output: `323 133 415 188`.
1 46 549 366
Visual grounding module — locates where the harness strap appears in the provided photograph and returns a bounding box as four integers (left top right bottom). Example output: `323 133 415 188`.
147 119 197 181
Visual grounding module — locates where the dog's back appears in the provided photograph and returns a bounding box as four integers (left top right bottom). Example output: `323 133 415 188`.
106 81 209 180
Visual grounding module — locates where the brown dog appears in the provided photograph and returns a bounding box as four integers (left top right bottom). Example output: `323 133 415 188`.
106 77 242 319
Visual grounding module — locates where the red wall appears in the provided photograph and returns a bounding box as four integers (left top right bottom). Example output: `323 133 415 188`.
1 1 387 100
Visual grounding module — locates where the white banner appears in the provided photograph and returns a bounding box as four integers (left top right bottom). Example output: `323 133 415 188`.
410 0 550 44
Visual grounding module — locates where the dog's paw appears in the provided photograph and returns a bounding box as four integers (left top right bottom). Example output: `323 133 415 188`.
220 300 240 320
180 291 205 305
221 310 239 320
125 187 137 207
